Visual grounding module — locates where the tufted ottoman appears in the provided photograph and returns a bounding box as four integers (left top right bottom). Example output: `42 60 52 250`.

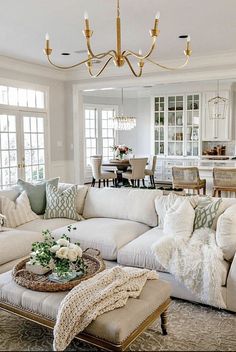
0 271 171 351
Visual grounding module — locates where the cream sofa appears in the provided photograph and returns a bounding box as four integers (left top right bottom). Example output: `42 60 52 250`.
0 184 236 312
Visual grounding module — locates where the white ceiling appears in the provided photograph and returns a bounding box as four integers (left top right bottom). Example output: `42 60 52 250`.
0 0 236 68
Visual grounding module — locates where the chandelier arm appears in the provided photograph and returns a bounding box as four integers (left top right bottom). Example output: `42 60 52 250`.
86 38 117 60
122 36 157 60
124 57 143 78
87 57 113 78
45 55 95 70
146 55 190 71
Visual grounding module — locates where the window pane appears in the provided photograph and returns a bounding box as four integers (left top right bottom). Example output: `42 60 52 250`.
0 86 8 105
36 91 45 109
31 149 38 165
31 117 37 132
27 90 36 108
37 118 44 132
0 115 8 132
1 134 8 149
9 133 16 149
8 116 16 132
38 134 44 148
1 151 9 167
9 151 17 166
24 134 31 148
31 134 38 148
10 167 17 184
18 89 27 107
8 87 18 106
2 168 9 185
24 116 30 132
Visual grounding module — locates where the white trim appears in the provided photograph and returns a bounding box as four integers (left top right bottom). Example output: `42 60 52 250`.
0 55 66 81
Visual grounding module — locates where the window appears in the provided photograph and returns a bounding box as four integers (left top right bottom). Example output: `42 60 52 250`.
0 82 48 188
0 85 45 109
84 104 117 171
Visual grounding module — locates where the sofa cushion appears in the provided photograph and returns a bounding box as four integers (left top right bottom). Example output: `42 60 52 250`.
216 204 236 261
164 199 195 239
16 218 77 232
44 184 80 221
17 178 59 215
58 183 88 215
0 229 43 265
52 218 150 260
0 191 39 228
117 227 167 272
83 188 162 227
0 188 20 202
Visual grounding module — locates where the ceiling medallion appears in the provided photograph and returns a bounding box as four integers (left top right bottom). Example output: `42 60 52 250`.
44 0 192 77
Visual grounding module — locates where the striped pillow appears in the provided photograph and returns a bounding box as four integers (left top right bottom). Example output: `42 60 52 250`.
0 191 39 228
44 184 80 220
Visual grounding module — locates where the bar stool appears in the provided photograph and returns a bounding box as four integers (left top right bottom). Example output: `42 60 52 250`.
213 168 236 197
172 166 206 195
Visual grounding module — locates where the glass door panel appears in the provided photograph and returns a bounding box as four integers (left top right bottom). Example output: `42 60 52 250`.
186 94 200 156
154 97 165 155
167 95 184 156
22 115 46 181
0 113 18 188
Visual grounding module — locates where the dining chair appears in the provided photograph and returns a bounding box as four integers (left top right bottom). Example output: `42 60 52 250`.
90 156 117 187
213 168 236 197
122 158 148 188
172 166 206 195
145 155 157 188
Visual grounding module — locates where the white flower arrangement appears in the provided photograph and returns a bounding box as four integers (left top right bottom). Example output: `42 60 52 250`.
29 225 86 278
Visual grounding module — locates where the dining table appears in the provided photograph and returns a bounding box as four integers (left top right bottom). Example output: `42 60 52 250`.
102 159 130 185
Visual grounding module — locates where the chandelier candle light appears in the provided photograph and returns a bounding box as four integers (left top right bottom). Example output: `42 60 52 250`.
43 0 192 77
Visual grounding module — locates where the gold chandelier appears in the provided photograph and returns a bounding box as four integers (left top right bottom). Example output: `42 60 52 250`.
44 0 192 77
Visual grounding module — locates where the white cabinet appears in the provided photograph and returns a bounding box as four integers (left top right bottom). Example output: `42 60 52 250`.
154 94 200 157
202 90 231 141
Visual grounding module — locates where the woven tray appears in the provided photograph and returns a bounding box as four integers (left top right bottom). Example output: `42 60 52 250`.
12 248 105 292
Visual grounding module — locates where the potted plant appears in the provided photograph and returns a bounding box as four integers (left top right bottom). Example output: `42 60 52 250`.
26 225 86 282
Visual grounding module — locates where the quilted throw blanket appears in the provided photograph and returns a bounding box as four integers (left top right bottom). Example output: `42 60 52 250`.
53 266 158 351
152 227 227 309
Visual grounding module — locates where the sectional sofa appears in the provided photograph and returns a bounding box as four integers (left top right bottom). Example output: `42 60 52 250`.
0 184 236 312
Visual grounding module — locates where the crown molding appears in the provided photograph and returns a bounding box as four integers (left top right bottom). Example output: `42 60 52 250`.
0 55 67 81
66 50 236 87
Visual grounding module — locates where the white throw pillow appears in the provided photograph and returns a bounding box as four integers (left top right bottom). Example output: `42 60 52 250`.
155 193 198 228
0 191 39 228
216 204 236 261
163 199 195 239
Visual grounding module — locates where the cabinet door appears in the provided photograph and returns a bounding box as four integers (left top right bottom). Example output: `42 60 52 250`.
202 91 230 141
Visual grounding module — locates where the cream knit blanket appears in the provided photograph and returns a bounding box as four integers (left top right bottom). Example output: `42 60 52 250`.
53 266 158 351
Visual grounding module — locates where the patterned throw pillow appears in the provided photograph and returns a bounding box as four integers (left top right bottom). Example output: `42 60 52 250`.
0 191 39 228
194 197 222 230
44 184 80 220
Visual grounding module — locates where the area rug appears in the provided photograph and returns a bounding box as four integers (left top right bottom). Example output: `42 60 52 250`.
0 299 235 351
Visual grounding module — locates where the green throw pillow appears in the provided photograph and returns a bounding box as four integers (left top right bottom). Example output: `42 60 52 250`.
44 184 79 220
17 178 59 215
194 197 222 230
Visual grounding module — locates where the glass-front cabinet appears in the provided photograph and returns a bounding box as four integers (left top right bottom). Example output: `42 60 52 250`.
154 94 200 157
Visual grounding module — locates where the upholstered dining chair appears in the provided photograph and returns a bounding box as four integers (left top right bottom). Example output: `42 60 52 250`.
122 158 148 188
172 166 206 195
145 155 157 188
213 168 236 197
90 156 117 187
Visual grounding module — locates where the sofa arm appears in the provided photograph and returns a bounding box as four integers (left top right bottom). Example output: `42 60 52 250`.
226 253 236 312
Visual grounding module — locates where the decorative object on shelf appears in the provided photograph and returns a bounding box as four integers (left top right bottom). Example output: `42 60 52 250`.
208 80 229 120
113 88 136 130
27 226 86 283
111 145 132 160
43 0 191 77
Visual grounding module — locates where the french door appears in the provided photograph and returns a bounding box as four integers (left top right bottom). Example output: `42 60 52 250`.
0 110 47 188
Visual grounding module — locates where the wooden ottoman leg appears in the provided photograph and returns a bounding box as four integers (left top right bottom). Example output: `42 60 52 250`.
160 309 168 335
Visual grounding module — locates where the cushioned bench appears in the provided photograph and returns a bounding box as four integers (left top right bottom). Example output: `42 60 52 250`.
0 271 171 351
